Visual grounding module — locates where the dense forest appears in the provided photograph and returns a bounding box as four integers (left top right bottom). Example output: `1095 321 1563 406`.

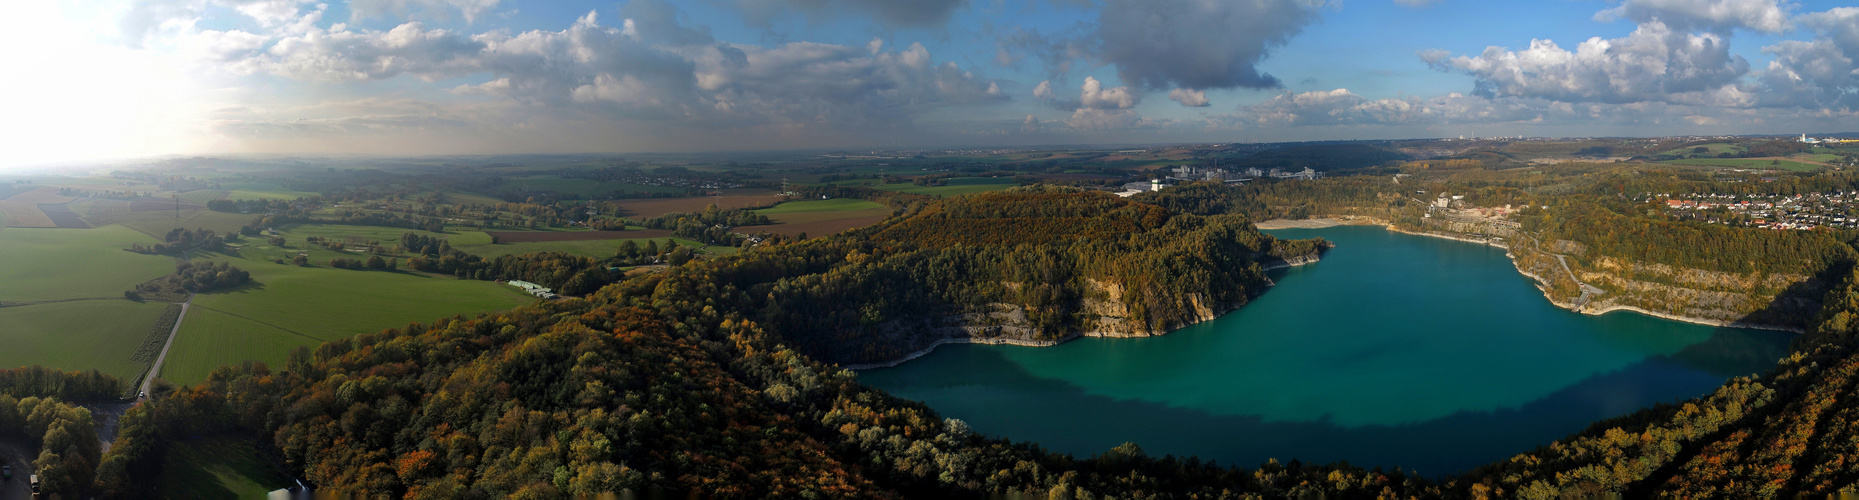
0 367 119 495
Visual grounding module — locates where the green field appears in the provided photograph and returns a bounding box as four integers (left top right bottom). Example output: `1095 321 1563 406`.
454 235 722 259
0 299 167 381
163 248 534 385
754 198 884 214
156 436 292 499
114 210 256 237
1659 143 1744 156
0 225 174 303
1661 158 1823 172
280 223 451 246
178 190 226 204
1797 153 1844 163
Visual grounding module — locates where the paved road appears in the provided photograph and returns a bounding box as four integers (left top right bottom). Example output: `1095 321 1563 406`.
0 439 31 500
140 293 194 400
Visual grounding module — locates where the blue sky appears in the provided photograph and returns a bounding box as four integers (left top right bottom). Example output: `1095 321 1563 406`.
2 0 1856 165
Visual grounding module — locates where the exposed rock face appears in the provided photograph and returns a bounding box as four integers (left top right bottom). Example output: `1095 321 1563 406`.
859 250 1330 365
1262 250 1324 270
1572 257 1820 329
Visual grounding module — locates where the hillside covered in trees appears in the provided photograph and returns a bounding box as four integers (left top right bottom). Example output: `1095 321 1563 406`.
36 184 1859 498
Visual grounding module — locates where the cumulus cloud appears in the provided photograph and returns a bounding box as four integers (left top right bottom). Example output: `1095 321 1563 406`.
1423 21 1752 105
1065 108 1142 130
1755 7 1859 110
1235 89 1551 126
250 22 488 82
1594 0 1790 34
730 0 968 28
350 0 503 24
185 0 1007 136
122 0 321 46
1078 76 1138 109
1168 88 1209 107
1097 0 1319 91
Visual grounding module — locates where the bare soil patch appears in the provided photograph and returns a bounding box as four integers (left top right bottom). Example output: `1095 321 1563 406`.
39 203 89 228
487 229 671 242
613 194 786 218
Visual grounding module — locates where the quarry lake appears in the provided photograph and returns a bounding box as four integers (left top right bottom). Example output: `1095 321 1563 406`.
859 225 1793 475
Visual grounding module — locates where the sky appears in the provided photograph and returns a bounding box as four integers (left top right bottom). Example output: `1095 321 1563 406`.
1 0 1856 166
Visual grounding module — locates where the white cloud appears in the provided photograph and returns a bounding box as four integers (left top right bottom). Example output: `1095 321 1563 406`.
1078 76 1138 109
1065 108 1142 130
170 0 1007 143
1236 89 1549 126
1423 21 1751 105
255 22 486 82
730 0 969 28
1168 88 1209 107
350 0 503 24
1595 0 1790 34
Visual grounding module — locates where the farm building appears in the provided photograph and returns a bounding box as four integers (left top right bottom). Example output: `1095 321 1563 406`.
507 280 558 299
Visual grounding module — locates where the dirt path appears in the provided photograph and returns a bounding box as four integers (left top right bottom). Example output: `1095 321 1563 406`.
140 292 193 400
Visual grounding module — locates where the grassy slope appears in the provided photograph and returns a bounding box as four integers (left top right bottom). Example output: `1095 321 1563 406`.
0 225 174 303
156 436 291 499
0 299 166 380
115 210 255 237
280 223 451 246
164 248 533 385
754 198 884 214
1658 143 1744 156
160 307 312 386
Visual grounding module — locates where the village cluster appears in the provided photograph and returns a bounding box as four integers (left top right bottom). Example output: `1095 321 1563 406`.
1649 192 1859 230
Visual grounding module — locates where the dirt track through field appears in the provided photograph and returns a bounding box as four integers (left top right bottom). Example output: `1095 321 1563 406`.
141 293 192 400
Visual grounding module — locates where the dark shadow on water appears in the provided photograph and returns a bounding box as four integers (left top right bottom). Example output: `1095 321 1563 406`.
866 326 1790 477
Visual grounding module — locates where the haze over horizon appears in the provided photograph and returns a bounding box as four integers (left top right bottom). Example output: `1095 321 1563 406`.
4 0 1857 168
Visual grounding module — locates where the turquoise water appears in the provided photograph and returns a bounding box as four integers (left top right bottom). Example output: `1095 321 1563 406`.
859 225 1792 474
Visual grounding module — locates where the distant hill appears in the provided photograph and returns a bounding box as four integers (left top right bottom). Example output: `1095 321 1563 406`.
1230 143 1408 172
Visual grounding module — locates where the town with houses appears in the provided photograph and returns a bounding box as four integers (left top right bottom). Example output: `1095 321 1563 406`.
1650 191 1859 230
1116 164 1321 197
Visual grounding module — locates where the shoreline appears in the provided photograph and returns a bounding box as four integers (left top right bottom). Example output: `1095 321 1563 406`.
1578 304 1805 334
847 218 1798 370
843 335 1078 370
